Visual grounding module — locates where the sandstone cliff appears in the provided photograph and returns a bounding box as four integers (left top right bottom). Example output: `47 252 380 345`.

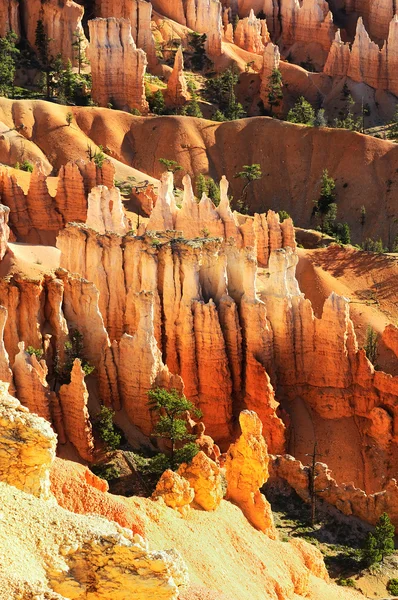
21 0 87 66
88 18 149 113
151 0 223 55
234 9 270 54
324 16 398 96
95 0 157 67
0 160 116 243
0 0 20 38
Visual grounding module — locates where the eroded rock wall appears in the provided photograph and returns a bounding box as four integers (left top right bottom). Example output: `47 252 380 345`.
88 18 149 113
0 0 20 37
324 16 398 96
21 0 87 66
95 0 157 67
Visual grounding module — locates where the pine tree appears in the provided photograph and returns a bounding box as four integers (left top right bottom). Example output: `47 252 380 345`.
312 169 337 233
287 96 315 125
0 31 19 97
234 164 262 208
362 513 395 566
148 388 202 468
266 68 283 115
60 59 75 102
314 108 327 127
72 29 89 75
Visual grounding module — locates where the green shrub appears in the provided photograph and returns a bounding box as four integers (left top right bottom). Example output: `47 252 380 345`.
361 238 386 253
26 346 44 360
54 329 95 384
387 579 398 596
91 463 120 481
338 578 355 587
95 406 122 451
278 210 291 222
15 160 34 173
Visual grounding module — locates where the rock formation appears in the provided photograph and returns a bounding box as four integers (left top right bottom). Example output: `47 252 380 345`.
88 18 149 113
0 0 20 38
225 410 277 537
270 454 398 532
0 160 116 243
259 42 281 108
95 0 157 66
0 382 56 499
152 469 195 514
324 16 398 96
21 0 87 66
178 451 224 510
165 47 190 107
86 185 129 234
151 0 223 55
342 0 397 43
0 204 10 260
58 359 95 462
234 10 271 54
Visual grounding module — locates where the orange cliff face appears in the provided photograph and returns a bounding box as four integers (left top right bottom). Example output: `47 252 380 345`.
324 16 398 96
88 18 149 113
0 165 396 530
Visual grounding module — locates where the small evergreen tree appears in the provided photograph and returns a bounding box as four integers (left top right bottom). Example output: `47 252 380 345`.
72 29 89 75
54 329 95 385
0 31 19 97
66 111 73 127
287 96 315 126
361 513 395 566
212 109 227 122
182 90 203 118
266 68 283 115
234 164 262 208
312 169 337 233
159 158 183 173
148 387 202 468
95 406 122 451
196 174 220 205
187 32 210 71
314 108 327 127
364 326 378 365
59 59 76 103
204 68 245 121
148 89 166 115
334 222 351 244
35 19 56 98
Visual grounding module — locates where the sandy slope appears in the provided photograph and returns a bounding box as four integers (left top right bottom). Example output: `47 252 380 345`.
0 99 397 243
130 496 361 600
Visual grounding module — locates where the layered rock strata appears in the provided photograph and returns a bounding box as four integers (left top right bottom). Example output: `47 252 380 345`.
342 0 397 43
95 0 157 67
88 18 149 113
324 16 398 96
